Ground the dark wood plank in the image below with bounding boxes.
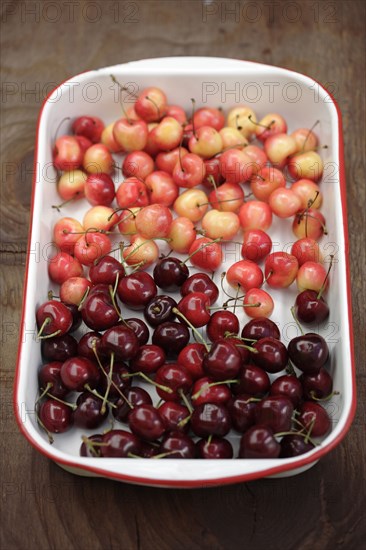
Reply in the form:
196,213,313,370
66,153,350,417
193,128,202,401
1,1,365,549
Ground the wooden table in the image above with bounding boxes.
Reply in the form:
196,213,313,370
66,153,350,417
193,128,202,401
1,1,365,548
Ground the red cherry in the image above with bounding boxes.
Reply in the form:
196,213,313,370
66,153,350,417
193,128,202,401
38,398,73,433
177,292,211,328
60,356,100,391
36,301,73,338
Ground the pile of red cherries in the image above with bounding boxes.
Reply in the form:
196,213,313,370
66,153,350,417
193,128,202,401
35,81,336,459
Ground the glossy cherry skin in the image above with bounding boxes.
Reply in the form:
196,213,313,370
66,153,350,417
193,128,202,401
113,387,153,423
80,434,103,457
77,331,108,361
300,367,333,400
101,325,139,361
144,295,177,327
38,361,69,399
128,404,166,441
38,398,73,433
191,377,232,407
239,425,281,458
224,337,250,364
97,361,131,398
180,273,219,305
255,395,294,433
227,394,257,433
152,322,190,355
177,343,206,380
207,311,240,342
81,292,119,331
60,357,100,391
298,401,331,437
159,432,196,458
36,301,73,337
155,363,193,402
294,290,330,325
89,255,125,286
153,257,189,291
270,375,303,407
252,337,288,374
241,317,281,341
279,434,315,457
158,401,190,433
100,430,142,458
203,340,242,381
196,437,233,459
117,272,157,309
125,318,150,346
191,403,231,437
41,334,78,362
73,392,108,429
64,303,82,333
288,333,329,374
130,344,166,374
177,292,211,328
233,364,270,397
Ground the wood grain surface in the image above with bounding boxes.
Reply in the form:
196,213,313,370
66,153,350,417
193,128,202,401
1,1,365,549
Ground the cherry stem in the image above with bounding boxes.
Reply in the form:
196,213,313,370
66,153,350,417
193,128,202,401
235,343,258,353
36,412,54,444
177,414,192,429
78,286,90,311
290,306,304,335
178,389,193,414
220,272,237,300
101,352,114,414
36,382,53,404
145,95,161,120
123,371,173,395
301,120,319,153
172,308,209,352
235,114,242,131
248,114,275,131
108,207,138,222
110,74,132,123
92,343,133,408
37,328,62,341
274,430,317,447
192,379,238,401
52,194,80,212
37,317,51,338
84,384,117,408
310,390,340,402
151,450,179,460
181,237,222,265
81,436,107,456
224,332,257,343
286,360,296,376
108,284,129,327
53,116,71,144
46,392,76,411
317,254,334,299
213,142,248,157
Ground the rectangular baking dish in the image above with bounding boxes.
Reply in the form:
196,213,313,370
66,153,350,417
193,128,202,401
14,57,356,487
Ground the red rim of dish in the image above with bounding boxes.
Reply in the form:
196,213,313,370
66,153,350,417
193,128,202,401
13,59,356,488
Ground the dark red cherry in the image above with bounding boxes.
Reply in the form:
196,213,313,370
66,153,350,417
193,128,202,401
117,272,157,309
77,331,108,361
80,434,103,457
155,363,193,402
233,364,270,396
89,255,125,286
113,387,152,423
38,398,73,433
180,273,219,305
128,404,166,441
227,394,257,433
196,437,233,459
159,431,196,458
177,343,206,380
255,395,294,433
41,334,78,363
101,325,139,360
288,333,329,374
300,367,333,400
224,336,251,363
298,401,331,437
239,425,280,458
177,292,211,328
144,295,177,327
74,392,108,429
295,289,329,325
140,442,161,458
63,303,82,332
270,375,303,407
36,301,73,337
152,322,190,355
191,377,232,407
130,344,166,374
279,434,315,457
38,361,69,399
153,257,189,291
207,310,240,342
252,337,288,374
100,430,142,457
97,361,131,398
125,318,150,346
81,292,119,331
60,356,100,391
158,401,190,433
241,317,280,341
89,283,111,298
203,340,242,381
191,403,231,437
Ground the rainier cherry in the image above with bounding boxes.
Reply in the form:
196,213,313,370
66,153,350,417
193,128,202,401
226,260,263,291
53,135,82,171
209,182,244,213
188,126,223,158
188,237,223,271
53,217,84,254
59,277,92,306
168,216,196,253
135,86,167,122
291,238,322,265
83,205,118,232
296,261,328,293
219,149,253,184
241,229,272,262
292,209,327,240
74,232,111,266
113,117,148,152
135,204,172,239
269,188,302,218
122,151,154,180
288,151,324,182
291,179,323,209
150,116,183,151
101,122,123,153
116,177,150,209
201,210,240,241
264,133,297,168
264,252,299,288
84,173,115,207
146,171,179,207
83,144,114,174
250,166,286,203
291,127,318,153
122,235,159,269
173,153,205,188
255,113,287,142
57,170,87,201
243,288,274,318
173,188,208,222
155,147,188,174
227,106,257,139
193,107,225,131
48,252,84,285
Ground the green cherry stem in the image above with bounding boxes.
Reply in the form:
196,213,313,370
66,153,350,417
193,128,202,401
172,307,210,352
317,255,334,300
290,306,304,335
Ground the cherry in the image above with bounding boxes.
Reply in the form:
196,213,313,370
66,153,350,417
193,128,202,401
159,432,196,458
187,237,223,272
279,434,315,458
57,169,86,202
60,356,100,391
152,322,190,355
264,252,299,289
97,361,131,398
48,252,84,285
288,151,323,182
89,255,125,286
135,204,173,239
74,392,108,429
113,387,152,423
122,150,154,180
191,377,232,407
64,303,82,332
233,364,270,397
180,273,219,305
291,237,322,266
294,289,329,325
41,334,77,362
116,177,150,209
153,257,189,291
100,430,142,457
36,301,73,338
241,229,272,262
243,288,274,319
207,311,240,342
128,404,166,441
130,344,166,374
146,170,179,207
252,337,288,373
288,333,329,374
239,425,280,458
270,375,303,407
168,216,197,254
77,331,108,361
224,337,250,364
74,232,112,267
196,437,233,459
201,210,240,241
60,277,92,307
173,153,205,188
155,363,193,401
140,442,161,458
177,292,211,328
203,340,242,381
227,394,257,433
117,272,157,309
81,292,120,332
158,401,191,433
84,173,115,206
191,403,231,438
101,325,139,361
177,343,206,380
38,361,69,399
298,401,331,437
53,135,82,171
144,295,177,327
300,367,333,400
193,107,225,131
53,216,84,254
125,318,150,346
72,115,104,143
238,200,272,232
255,395,294,432
113,117,148,152
241,317,280,341
209,182,244,212
80,434,103,457
38,398,74,434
